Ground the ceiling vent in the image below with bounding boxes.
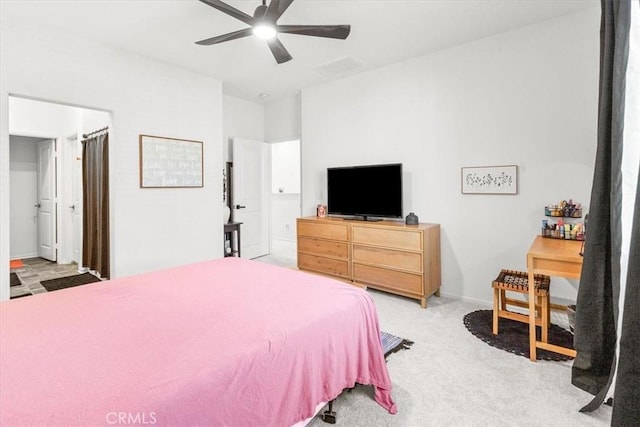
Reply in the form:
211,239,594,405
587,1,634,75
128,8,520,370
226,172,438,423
313,56,366,78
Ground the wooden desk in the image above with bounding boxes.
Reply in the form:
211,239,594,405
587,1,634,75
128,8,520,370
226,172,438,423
224,222,242,257
527,236,583,361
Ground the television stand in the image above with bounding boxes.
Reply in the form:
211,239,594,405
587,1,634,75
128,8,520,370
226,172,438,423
296,217,441,308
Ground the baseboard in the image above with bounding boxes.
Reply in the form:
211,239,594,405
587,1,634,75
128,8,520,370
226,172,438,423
271,237,295,243
10,252,37,260
438,291,493,309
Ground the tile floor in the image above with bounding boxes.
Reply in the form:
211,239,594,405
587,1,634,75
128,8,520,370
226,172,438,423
10,258,80,299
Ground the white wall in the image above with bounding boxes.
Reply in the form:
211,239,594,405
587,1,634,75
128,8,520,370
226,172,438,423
223,95,264,162
0,18,224,300
81,109,110,136
301,9,600,305
271,194,300,242
9,136,39,259
264,94,301,142
8,96,78,137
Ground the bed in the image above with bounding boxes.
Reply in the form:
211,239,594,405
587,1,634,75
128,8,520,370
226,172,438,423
0,257,396,426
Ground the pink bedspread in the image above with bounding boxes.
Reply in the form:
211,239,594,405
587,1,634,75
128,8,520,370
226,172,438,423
0,258,395,426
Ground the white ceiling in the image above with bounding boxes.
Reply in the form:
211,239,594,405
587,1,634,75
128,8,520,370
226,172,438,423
2,0,599,103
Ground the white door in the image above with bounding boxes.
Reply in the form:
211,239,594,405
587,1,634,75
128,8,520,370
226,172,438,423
37,139,56,261
69,135,82,264
232,138,270,259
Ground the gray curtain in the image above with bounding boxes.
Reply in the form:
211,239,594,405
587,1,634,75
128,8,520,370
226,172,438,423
571,0,631,416
82,132,110,279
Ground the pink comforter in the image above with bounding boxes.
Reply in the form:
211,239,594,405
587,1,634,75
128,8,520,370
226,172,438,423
0,258,395,426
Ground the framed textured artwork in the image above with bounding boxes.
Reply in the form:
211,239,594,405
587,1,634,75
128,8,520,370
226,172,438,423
139,135,203,188
461,165,518,195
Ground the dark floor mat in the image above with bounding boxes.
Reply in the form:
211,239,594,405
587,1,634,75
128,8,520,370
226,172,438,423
10,272,21,287
40,273,102,292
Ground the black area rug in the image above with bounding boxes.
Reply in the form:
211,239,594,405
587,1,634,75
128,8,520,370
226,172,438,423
40,273,101,292
381,331,413,359
10,272,21,287
463,309,574,361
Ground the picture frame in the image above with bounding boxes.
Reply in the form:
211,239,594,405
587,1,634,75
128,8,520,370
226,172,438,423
461,165,518,195
139,134,203,188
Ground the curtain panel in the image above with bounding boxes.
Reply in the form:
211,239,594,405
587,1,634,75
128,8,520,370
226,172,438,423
82,132,110,279
571,0,632,419
612,169,640,425
612,1,640,424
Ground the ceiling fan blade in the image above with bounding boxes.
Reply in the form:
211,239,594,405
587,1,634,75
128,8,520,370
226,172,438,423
266,37,293,64
199,0,255,26
264,0,295,23
277,25,351,40
195,28,253,45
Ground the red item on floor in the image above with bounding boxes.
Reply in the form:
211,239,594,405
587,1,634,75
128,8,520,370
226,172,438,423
9,259,24,269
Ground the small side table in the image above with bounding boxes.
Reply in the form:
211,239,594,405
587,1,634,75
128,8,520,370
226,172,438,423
224,222,242,257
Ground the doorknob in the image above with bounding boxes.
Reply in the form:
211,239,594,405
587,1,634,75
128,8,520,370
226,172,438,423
69,204,76,210
34,203,41,208
235,205,246,209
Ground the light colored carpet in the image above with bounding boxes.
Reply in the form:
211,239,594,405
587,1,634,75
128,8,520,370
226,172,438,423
253,244,611,426
306,291,611,427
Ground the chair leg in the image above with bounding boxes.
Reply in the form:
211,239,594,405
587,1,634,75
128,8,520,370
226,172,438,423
500,289,506,311
493,287,499,335
541,295,549,343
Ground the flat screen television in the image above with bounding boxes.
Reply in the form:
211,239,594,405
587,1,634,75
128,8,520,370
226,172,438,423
327,163,403,221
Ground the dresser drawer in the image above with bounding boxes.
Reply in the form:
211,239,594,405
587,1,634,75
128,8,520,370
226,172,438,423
353,264,423,295
298,253,349,278
352,245,422,273
297,220,349,241
352,226,422,251
298,237,348,259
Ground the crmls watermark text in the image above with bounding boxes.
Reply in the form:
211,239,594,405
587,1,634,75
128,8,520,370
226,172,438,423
105,412,157,425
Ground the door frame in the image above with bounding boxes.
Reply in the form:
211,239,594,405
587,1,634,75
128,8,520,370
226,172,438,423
10,133,82,265
267,137,302,249
60,133,82,265
1,94,113,301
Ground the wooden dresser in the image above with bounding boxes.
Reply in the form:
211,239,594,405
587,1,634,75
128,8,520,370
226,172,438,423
297,216,441,308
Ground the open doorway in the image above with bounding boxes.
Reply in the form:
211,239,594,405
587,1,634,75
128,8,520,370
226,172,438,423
8,96,110,297
266,139,300,268
9,136,52,261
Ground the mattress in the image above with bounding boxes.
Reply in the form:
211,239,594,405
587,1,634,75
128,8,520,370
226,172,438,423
0,257,396,426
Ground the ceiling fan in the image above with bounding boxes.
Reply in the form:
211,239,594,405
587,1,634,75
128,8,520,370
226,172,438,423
196,0,351,64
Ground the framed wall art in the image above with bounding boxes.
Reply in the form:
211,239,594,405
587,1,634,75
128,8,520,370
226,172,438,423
139,134,203,188
461,165,518,195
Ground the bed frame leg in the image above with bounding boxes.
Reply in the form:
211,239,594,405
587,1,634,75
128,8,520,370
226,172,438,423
321,400,336,424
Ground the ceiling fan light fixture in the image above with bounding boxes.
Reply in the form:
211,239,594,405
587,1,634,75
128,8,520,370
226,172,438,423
196,0,351,64
253,24,276,40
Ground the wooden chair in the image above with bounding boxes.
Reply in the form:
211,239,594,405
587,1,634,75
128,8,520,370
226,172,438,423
492,269,551,343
